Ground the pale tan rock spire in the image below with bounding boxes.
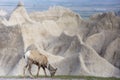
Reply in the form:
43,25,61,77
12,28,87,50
17,0,24,6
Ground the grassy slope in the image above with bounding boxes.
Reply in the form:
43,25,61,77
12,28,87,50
54,75,120,80
0,75,120,80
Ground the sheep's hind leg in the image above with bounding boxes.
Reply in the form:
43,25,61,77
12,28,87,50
36,66,40,77
28,64,34,78
23,64,28,77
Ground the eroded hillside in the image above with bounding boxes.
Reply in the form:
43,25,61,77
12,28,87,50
0,2,120,77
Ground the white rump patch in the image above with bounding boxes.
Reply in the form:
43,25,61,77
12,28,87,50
24,50,31,62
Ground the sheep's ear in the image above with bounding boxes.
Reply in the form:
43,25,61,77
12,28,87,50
23,55,25,58
48,64,50,67
48,64,50,70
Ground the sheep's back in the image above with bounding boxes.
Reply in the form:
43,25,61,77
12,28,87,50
29,50,48,65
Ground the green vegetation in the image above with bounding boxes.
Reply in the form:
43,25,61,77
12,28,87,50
53,75,120,80
0,75,119,80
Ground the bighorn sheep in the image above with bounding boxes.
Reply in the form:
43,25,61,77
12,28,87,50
23,49,57,78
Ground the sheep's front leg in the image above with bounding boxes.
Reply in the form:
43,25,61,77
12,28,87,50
42,67,47,77
36,66,40,77
23,64,28,77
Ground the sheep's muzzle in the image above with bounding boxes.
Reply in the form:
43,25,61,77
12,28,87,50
48,64,57,77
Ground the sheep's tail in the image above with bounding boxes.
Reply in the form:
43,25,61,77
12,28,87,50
23,50,27,59
23,49,31,60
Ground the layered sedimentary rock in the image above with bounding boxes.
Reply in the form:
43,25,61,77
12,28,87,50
104,37,120,69
0,25,24,75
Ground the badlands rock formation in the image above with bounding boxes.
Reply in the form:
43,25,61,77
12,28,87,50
0,2,120,77
0,25,24,75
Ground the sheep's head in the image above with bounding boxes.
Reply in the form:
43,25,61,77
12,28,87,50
48,64,57,77
50,68,57,77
